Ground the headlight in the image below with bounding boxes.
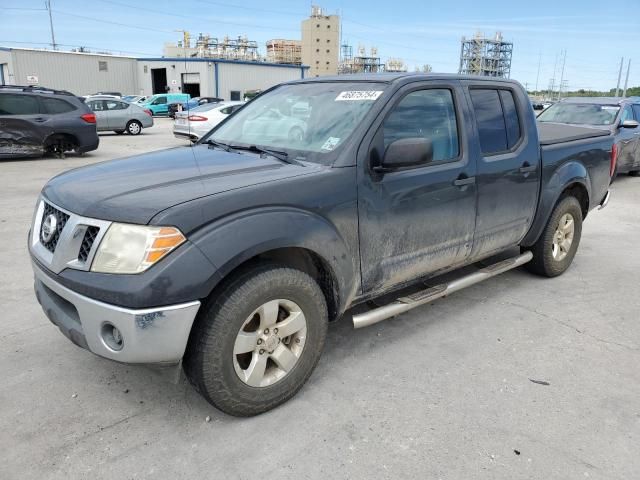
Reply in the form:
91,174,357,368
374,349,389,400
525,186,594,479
91,223,186,274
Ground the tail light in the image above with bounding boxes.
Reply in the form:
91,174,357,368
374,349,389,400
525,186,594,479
610,143,618,177
144,109,152,116
80,113,96,124
187,115,208,121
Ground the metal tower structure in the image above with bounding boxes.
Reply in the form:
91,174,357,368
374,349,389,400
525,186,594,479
458,32,513,78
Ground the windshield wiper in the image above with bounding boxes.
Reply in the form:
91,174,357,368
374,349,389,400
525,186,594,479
230,145,302,166
203,139,235,152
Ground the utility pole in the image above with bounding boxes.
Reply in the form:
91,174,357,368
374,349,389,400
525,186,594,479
622,59,631,98
557,49,567,101
535,51,541,92
615,57,624,97
45,0,57,50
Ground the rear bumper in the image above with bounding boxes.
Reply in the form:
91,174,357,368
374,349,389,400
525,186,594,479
32,261,201,364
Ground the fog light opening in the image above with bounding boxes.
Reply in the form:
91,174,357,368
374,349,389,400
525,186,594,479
101,323,124,351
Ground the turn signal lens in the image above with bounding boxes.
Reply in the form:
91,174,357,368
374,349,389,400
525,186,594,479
91,224,186,274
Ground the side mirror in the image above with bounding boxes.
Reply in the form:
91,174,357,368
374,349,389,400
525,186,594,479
377,138,433,172
620,119,639,129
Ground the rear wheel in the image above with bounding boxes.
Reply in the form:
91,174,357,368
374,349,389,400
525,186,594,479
525,196,583,277
126,120,142,135
184,264,328,416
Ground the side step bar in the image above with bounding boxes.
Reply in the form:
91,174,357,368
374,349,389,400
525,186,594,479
352,251,533,329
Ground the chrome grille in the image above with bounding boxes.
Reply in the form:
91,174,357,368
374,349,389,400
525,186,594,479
40,202,70,253
78,226,100,263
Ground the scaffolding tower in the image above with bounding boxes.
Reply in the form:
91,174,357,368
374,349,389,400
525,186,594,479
458,32,513,78
171,33,262,61
339,45,382,74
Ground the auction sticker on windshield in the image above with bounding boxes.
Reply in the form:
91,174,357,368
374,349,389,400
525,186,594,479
335,91,383,101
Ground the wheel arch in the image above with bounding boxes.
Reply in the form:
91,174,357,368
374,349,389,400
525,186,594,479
189,207,360,322
521,161,591,247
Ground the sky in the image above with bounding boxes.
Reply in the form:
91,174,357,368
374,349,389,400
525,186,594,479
2,0,639,92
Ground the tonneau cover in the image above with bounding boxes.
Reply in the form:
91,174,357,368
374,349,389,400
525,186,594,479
537,122,610,146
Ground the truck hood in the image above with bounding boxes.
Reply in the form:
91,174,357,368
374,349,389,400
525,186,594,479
43,144,319,224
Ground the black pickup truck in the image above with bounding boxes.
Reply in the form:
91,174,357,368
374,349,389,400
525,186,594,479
29,74,613,416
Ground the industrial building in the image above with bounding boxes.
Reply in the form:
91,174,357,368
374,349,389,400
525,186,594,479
163,33,262,62
266,39,302,65
0,47,308,100
0,47,137,94
458,32,513,78
301,5,340,77
339,44,383,74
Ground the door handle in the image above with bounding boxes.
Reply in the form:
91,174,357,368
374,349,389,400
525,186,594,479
453,176,475,187
519,163,537,173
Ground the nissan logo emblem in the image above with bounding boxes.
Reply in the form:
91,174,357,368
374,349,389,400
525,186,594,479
41,214,58,243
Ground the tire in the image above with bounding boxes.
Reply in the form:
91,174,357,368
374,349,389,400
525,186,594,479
525,196,583,277
126,120,142,135
184,264,328,416
114,130,125,135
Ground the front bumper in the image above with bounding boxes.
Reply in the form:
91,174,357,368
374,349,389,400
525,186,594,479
32,260,201,364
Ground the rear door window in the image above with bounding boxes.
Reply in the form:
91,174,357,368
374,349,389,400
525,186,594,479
106,101,128,110
87,100,106,111
40,96,76,114
499,90,521,148
632,105,640,121
470,89,507,154
0,94,40,115
620,106,634,124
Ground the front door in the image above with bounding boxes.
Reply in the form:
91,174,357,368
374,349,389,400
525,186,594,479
465,85,540,257
358,83,477,294
617,105,640,172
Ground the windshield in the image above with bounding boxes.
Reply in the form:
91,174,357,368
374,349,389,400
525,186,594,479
202,82,387,163
537,103,620,125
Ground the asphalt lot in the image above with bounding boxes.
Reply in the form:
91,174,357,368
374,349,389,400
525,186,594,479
1,118,639,479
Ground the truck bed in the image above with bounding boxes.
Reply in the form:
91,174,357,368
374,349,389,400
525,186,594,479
537,122,609,146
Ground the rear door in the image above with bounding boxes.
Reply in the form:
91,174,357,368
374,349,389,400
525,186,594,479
465,84,540,258
632,105,640,169
0,93,47,156
105,100,130,130
358,81,477,293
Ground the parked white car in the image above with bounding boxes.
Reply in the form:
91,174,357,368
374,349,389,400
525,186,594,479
173,101,244,140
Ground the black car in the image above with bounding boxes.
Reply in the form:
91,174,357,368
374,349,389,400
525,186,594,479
167,97,223,118
538,96,640,175
0,85,99,159
30,74,613,416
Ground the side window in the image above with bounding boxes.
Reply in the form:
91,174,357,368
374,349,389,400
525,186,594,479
499,90,521,148
41,97,76,114
220,106,233,115
0,94,40,115
619,106,634,124
153,97,167,105
633,105,640,122
106,101,128,110
383,89,459,162
88,100,105,111
470,89,507,154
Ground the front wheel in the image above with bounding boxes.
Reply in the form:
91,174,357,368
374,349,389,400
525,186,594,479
126,120,142,135
184,265,328,416
524,196,583,277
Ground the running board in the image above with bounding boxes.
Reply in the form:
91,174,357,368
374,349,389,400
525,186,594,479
352,251,533,329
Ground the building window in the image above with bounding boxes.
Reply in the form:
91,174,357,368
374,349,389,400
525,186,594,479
327,25,331,29
316,48,319,53
326,61,330,65
230,90,241,101
316,38,320,43
316,24,320,28
326,49,330,53
326,39,330,43
98,61,108,72
143,65,148,73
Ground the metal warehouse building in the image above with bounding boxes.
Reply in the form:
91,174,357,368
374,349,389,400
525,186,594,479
0,47,309,100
